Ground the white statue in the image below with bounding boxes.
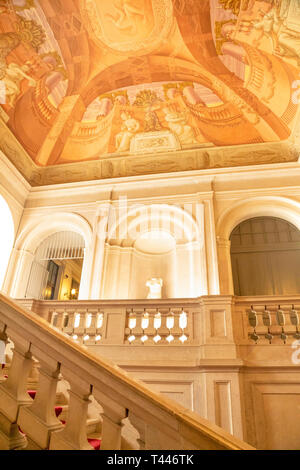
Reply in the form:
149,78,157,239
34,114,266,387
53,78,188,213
115,111,140,152
146,278,163,299
163,107,198,145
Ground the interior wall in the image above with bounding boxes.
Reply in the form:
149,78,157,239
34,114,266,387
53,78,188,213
230,217,300,296
102,243,202,300
0,195,15,291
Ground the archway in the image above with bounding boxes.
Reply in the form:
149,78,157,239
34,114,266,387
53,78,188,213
230,217,300,295
102,204,205,299
25,231,85,300
0,194,15,291
10,213,92,300
216,196,300,295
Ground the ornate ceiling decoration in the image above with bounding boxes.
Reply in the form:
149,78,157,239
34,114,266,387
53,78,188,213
0,0,299,185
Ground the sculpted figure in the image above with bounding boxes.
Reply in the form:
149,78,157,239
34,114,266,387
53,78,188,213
146,278,163,299
115,111,140,152
163,107,198,145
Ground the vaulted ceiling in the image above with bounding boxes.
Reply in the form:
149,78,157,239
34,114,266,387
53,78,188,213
0,0,299,183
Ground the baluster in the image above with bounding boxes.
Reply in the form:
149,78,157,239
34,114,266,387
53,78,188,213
166,310,175,344
276,305,287,344
172,311,181,343
0,335,33,449
141,310,150,344
179,309,188,344
126,311,137,344
128,412,146,450
135,311,144,342
153,311,162,344
248,306,259,343
262,306,272,344
49,368,93,450
0,326,8,382
290,305,300,339
160,311,169,343
55,311,65,330
18,351,63,450
93,390,127,450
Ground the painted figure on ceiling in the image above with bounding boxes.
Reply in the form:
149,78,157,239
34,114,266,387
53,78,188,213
107,0,149,35
163,107,198,145
115,111,140,152
0,61,36,107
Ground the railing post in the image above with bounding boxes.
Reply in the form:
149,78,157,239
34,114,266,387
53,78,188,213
49,368,93,450
128,412,146,450
94,390,127,450
0,335,33,449
18,349,63,449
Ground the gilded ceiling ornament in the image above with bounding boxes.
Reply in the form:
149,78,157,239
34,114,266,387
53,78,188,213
15,15,46,51
218,0,250,16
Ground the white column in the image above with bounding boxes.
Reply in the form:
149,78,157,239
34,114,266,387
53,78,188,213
203,199,220,295
8,249,35,299
216,237,234,295
89,204,110,300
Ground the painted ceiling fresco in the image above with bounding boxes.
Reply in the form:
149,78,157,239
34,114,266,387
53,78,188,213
0,0,300,167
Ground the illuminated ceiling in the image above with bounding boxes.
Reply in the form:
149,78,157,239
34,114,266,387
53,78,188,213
0,0,300,184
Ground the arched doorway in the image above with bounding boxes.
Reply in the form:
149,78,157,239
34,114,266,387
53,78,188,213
230,217,300,295
0,195,14,291
25,231,85,300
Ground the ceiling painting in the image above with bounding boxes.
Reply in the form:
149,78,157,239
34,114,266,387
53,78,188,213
0,0,299,180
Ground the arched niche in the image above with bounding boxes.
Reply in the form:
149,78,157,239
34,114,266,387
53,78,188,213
230,217,300,296
102,204,206,299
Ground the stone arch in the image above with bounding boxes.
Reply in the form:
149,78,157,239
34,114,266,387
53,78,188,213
10,213,92,300
216,196,300,294
103,203,206,299
107,203,200,247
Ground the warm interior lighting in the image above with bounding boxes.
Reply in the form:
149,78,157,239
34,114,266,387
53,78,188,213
95,335,101,342
154,312,162,330
166,334,174,343
74,313,81,328
179,334,187,343
141,313,149,330
97,313,103,329
153,335,161,343
166,314,175,330
71,288,76,296
128,335,135,343
141,335,148,343
128,316,136,330
86,313,92,328
179,311,188,329
83,335,89,341
72,335,78,340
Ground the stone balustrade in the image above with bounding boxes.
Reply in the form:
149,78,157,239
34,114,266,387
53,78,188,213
17,299,198,348
235,295,300,345
0,293,254,451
